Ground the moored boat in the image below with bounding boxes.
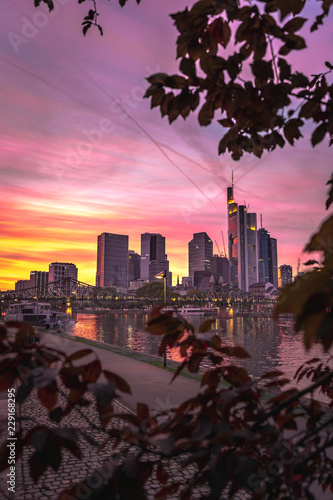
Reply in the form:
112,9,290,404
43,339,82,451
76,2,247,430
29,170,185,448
4,302,72,331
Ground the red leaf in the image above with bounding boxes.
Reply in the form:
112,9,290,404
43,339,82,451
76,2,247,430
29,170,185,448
67,349,93,362
261,370,285,379
37,382,58,410
220,346,251,358
156,464,169,485
155,483,182,499
82,359,101,383
103,370,131,394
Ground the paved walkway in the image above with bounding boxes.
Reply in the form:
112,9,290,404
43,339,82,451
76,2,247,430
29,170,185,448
0,330,331,499
38,330,202,413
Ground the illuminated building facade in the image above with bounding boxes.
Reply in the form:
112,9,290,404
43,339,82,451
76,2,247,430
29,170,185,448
30,271,49,297
96,233,128,289
49,262,78,282
227,179,258,292
278,264,293,288
211,255,229,284
188,232,213,279
140,233,171,286
128,250,141,283
258,228,278,288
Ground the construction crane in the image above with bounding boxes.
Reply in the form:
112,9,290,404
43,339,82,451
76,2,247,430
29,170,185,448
221,231,227,257
215,240,222,257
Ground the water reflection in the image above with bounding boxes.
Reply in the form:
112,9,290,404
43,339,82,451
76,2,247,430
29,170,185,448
71,312,332,392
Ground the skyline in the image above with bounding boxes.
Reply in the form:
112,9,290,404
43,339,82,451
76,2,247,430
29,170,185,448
1,0,332,290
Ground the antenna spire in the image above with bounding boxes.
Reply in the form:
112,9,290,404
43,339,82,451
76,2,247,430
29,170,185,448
232,170,234,187
260,214,262,229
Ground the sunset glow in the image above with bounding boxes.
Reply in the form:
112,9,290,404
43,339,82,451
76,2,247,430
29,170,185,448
1,0,332,290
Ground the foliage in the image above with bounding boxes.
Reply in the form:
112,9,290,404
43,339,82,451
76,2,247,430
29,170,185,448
135,282,173,299
0,184,332,499
35,0,333,160
34,0,140,36
17,2,333,498
143,0,333,159
275,173,333,351
1,302,333,498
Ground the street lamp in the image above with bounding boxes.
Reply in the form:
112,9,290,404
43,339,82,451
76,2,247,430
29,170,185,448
155,271,167,368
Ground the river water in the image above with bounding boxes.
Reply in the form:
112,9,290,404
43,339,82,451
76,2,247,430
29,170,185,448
70,310,332,396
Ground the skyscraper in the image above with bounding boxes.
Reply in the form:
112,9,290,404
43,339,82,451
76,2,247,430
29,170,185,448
278,264,293,288
188,232,213,279
49,263,78,282
258,224,278,288
269,238,278,288
227,178,258,291
30,271,49,297
96,233,128,290
211,255,229,284
128,250,141,283
140,233,171,286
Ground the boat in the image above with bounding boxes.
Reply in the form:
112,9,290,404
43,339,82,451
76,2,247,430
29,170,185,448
4,302,72,331
179,307,205,316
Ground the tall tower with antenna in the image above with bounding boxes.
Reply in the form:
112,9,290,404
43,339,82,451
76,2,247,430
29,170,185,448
227,173,259,291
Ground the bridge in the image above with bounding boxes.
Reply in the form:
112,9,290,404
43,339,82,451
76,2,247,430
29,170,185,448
1,278,98,301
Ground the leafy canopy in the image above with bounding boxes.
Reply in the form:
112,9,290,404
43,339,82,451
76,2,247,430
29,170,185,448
143,0,333,159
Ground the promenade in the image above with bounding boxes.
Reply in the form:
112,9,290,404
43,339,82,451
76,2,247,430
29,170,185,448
1,330,206,500
0,329,331,499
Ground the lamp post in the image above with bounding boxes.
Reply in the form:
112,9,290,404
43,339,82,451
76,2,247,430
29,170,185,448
34,296,39,324
155,271,167,368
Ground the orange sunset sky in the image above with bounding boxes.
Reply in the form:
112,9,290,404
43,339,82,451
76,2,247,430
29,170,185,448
1,0,332,290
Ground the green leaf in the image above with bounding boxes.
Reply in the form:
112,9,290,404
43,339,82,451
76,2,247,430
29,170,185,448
311,122,327,146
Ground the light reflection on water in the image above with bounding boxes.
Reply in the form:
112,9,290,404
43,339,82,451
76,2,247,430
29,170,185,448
72,312,332,392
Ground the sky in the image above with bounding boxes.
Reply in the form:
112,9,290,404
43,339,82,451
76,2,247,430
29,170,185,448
0,0,332,290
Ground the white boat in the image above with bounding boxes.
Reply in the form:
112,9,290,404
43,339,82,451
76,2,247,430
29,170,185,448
4,302,72,331
179,307,205,316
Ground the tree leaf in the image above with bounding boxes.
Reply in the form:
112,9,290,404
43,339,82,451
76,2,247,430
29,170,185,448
103,370,131,394
180,58,196,78
198,319,216,333
261,370,285,379
220,346,251,358
67,349,93,362
304,215,333,255
326,175,333,209
311,122,327,146
38,382,58,411
283,17,307,33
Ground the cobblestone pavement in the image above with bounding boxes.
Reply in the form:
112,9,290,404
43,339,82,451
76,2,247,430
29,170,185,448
7,383,248,500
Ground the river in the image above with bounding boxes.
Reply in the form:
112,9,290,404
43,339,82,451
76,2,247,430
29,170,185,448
70,310,332,396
